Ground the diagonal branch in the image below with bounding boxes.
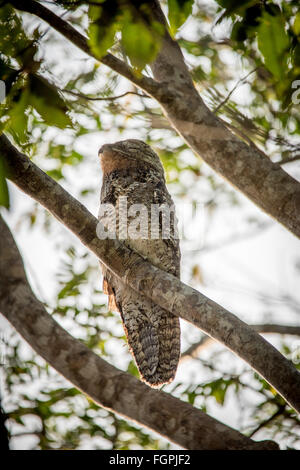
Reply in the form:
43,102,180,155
9,0,160,98
61,89,150,101
248,405,286,439
181,324,300,361
0,215,278,450
1,133,300,414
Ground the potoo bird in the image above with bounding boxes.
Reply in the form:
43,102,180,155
98,139,181,387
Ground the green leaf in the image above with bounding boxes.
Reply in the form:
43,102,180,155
0,157,9,209
215,0,244,8
257,12,289,79
293,12,300,36
89,21,118,60
127,360,139,378
214,0,254,18
122,20,162,72
212,387,226,405
204,378,233,406
0,5,27,60
66,66,99,90
231,22,248,42
187,391,197,405
0,59,21,95
88,1,120,59
167,0,194,36
6,89,30,144
28,75,72,129
46,168,63,181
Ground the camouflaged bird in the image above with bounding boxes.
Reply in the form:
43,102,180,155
98,139,180,387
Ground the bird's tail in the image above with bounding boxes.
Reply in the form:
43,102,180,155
121,302,181,387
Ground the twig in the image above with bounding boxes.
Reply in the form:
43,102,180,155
213,68,258,114
223,121,269,159
181,324,300,361
61,89,150,101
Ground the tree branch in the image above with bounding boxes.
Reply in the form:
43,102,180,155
0,215,278,450
9,0,160,98
181,324,300,361
11,0,300,238
213,68,258,114
187,221,272,254
1,133,300,414
0,399,9,451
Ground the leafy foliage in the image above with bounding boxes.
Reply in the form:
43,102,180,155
167,0,194,36
0,157,9,209
0,0,300,450
215,0,300,107
0,4,72,147
121,14,163,71
88,0,122,60
256,11,289,81
87,0,165,71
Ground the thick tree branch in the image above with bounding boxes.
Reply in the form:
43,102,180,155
149,1,300,238
0,399,9,451
0,215,278,450
1,134,300,414
181,324,300,361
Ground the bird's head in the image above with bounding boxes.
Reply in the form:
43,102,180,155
98,139,165,176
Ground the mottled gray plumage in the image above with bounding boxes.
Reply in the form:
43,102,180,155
98,139,181,386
